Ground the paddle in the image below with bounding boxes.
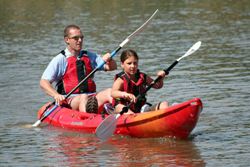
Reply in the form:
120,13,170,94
32,9,159,127
95,41,202,141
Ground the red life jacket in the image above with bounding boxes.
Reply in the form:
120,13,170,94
57,50,96,94
113,70,147,112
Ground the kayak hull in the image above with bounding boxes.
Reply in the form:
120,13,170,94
37,98,202,139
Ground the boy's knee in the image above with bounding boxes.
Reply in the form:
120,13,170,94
159,101,168,109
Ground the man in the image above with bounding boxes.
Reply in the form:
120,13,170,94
40,24,117,113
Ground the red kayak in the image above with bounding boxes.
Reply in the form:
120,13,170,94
37,98,202,139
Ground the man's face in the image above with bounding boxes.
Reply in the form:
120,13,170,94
65,28,84,52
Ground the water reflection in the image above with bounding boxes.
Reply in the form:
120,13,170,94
47,129,205,166
1,0,250,166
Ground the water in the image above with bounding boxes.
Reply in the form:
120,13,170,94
0,0,250,166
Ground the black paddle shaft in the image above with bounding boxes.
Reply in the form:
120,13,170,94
120,60,179,115
66,46,122,99
44,47,122,109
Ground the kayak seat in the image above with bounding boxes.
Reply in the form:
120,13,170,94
79,114,90,120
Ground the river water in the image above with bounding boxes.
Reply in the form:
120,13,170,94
0,0,249,166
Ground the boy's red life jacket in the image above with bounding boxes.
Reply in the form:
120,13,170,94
57,50,96,94
113,70,147,113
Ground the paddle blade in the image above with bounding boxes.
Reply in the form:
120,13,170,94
126,9,158,42
95,114,120,141
32,120,41,127
177,41,202,61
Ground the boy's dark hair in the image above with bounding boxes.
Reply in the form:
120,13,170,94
120,49,139,63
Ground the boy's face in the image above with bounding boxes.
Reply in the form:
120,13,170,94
121,56,138,75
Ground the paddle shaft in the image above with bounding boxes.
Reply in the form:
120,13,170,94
120,41,203,114
33,10,159,127
95,41,202,140
53,9,158,101
36,47,122,124
120,60,179,114
66,47,122,99
96,59,182,139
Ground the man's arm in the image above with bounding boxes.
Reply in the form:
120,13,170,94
40,79,65,104
102,53,117,71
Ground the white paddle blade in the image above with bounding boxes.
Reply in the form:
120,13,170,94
120,9,159,47
32,120,41,127
95,114,120,141
177,41,202,61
